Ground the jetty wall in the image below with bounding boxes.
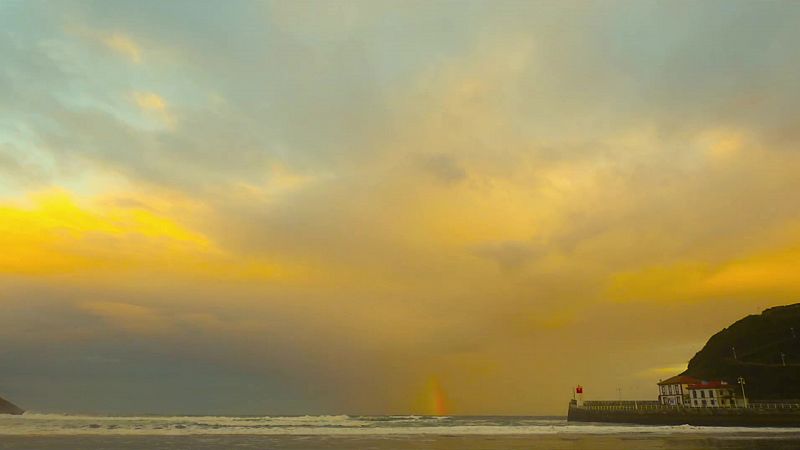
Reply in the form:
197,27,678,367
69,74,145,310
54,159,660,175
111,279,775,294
567,400,800,427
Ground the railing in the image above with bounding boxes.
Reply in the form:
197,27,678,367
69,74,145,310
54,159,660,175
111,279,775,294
579,401,678,411
584,401,661,406
574,400,800,411
749,403,800,410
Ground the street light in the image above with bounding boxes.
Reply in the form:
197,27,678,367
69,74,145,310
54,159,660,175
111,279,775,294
737,377,748,408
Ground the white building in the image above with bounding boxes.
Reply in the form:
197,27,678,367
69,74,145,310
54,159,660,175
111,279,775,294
657,375,701,406
687,380,738,408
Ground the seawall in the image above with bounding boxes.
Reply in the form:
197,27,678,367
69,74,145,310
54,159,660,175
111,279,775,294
567,400,800,427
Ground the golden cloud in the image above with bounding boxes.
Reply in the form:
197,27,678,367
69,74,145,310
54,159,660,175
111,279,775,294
102,32,143,63
132,91,175,128
0,189,300,283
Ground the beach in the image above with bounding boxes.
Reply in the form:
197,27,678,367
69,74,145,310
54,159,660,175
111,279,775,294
2,415,800,449
3,433,800,450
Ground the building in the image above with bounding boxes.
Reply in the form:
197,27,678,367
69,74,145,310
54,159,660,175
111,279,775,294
688,380,738,408
657,375,701,406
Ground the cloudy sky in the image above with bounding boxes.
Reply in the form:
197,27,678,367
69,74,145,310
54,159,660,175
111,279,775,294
1,0,800,415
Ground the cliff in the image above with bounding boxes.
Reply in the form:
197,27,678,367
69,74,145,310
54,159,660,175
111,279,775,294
0,395,24,415
682,303,800,400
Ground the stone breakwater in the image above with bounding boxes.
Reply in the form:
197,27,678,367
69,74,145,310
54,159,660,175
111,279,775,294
0,396,24,415
567,400,800,427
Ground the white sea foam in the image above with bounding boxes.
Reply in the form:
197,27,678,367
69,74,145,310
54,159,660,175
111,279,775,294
1,414,799,436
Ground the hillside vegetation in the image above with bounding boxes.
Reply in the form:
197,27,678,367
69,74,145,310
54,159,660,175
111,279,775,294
682,303,800,400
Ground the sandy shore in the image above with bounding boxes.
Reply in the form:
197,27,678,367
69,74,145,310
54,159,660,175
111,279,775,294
2,434,800,450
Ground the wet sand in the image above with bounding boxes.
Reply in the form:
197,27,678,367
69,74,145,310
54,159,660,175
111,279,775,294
2,434,800,450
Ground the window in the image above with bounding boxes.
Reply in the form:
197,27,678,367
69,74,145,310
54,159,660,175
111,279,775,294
692,391,697,398
709,390,714,398
700,391,705,398
702,400,707,407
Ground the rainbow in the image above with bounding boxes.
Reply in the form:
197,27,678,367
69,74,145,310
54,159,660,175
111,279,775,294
428,377,449,416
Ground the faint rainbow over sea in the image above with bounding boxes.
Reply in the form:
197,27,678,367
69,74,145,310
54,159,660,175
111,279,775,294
428,377,449,416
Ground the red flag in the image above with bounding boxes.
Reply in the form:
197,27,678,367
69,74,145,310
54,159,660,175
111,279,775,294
576,385,583,394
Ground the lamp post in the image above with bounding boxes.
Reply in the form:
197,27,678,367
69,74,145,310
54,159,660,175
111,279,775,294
737,377,748,408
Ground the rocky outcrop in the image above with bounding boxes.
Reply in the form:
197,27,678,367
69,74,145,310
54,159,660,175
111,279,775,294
0,396,24,415
682,303,800,400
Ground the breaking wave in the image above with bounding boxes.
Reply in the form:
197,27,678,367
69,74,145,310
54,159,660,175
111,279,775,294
1,414,800,436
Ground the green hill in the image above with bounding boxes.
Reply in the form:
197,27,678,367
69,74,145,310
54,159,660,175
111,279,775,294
682,303,800,400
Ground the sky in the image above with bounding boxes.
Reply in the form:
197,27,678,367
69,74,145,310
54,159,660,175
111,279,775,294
1,0,800,416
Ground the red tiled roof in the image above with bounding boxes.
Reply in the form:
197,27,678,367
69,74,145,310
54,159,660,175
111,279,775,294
688,380,733,389
657,375,701,385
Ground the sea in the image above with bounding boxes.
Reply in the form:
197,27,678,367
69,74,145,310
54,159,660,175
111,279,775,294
1,414,800,450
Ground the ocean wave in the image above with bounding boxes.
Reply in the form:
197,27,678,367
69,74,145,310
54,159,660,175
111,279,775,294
2,414,800,436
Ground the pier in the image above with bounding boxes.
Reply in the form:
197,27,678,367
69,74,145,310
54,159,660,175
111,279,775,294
568,400,800,426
